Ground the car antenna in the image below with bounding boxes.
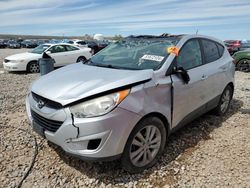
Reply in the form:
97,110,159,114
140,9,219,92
196,29,199,35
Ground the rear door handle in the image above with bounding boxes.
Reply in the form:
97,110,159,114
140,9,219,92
201,75,208,80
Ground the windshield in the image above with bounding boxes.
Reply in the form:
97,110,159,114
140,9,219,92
31,44,51,54
89,38,177,70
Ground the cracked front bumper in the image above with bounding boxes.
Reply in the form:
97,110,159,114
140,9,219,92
26,93,141,160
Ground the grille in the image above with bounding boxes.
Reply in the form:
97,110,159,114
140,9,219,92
31,110,63,132
32,92,62,109
4,59,10,63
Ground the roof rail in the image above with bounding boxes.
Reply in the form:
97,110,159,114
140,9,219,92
126,34,185,39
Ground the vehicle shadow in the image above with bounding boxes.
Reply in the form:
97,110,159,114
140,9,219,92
49,98,243,185
7,70,28,75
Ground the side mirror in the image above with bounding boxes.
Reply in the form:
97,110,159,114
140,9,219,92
46,50,51,54
173,66,190,84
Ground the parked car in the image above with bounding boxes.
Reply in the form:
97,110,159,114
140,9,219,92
0,40,7,48
239,41,250,51
233,49,250,72
67,39,85,46
3,43,92,73
224,40,241,55
26,34,235,173
49,39,62,44
67,40,109,54
83,41,99,54
21,40,38,48
7,40,21,48
96,40,110,53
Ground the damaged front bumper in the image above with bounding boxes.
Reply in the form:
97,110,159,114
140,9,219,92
26,93,141,160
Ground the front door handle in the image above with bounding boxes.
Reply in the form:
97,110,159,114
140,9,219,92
201,75,208,80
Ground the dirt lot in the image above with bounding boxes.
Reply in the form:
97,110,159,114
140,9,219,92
0,49,249,187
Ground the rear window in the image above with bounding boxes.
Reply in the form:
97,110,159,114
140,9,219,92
201,39,220,63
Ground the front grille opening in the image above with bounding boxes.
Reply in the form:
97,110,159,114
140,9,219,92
87,139,101,150
31,110,63,132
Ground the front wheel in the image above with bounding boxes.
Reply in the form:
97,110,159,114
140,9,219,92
121,117,167,173
76,56,86,63
27,61,39,73
214,85,233,116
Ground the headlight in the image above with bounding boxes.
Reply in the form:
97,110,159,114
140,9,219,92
9,60,24,63
69,89,130,118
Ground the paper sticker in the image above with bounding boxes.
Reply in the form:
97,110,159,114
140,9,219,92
167,46,179,56
141,55,165,62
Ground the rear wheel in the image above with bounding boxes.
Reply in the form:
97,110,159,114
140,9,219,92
121,117,166,173
236,59,250,72
214,85,233,116
27,61,39,73
77,56,86,63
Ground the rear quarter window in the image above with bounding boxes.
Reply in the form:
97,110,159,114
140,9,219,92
201,39,221,63
217,43,224,57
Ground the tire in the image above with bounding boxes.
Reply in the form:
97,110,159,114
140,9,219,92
76,56,86,63
214,85,233,116
236,59,250,72
27,61,39,73
121,117,167,173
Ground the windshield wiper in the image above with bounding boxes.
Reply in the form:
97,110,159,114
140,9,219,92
84,59,141,70
83,59,120,69
92,63,121,69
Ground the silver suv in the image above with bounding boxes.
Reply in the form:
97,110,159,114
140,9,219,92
26,34,235,173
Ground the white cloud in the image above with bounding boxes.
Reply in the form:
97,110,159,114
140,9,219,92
0,0,249,35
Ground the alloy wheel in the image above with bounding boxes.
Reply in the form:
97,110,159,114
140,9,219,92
129,125,161,167
220,89,231,113
29,63,39,73
77,57,86,63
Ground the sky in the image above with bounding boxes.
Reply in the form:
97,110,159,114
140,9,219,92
0,0,250,40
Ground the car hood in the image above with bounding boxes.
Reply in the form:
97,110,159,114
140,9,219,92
31,63,154,106
6,52,41,60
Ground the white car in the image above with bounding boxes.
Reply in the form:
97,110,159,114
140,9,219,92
3,43,92,73
68,40,87,47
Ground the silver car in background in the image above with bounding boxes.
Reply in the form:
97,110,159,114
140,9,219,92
26,34,235,173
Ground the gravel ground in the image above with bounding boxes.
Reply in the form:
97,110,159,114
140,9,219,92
0,54,249,187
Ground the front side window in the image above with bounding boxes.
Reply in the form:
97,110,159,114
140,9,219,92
176,39,202,70
202,39,220,63
89,38,178,70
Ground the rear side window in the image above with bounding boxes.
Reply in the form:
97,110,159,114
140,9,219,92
201,39,220,63
65,45,79,51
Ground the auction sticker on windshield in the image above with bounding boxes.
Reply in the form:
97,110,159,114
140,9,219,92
141,55,165,62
